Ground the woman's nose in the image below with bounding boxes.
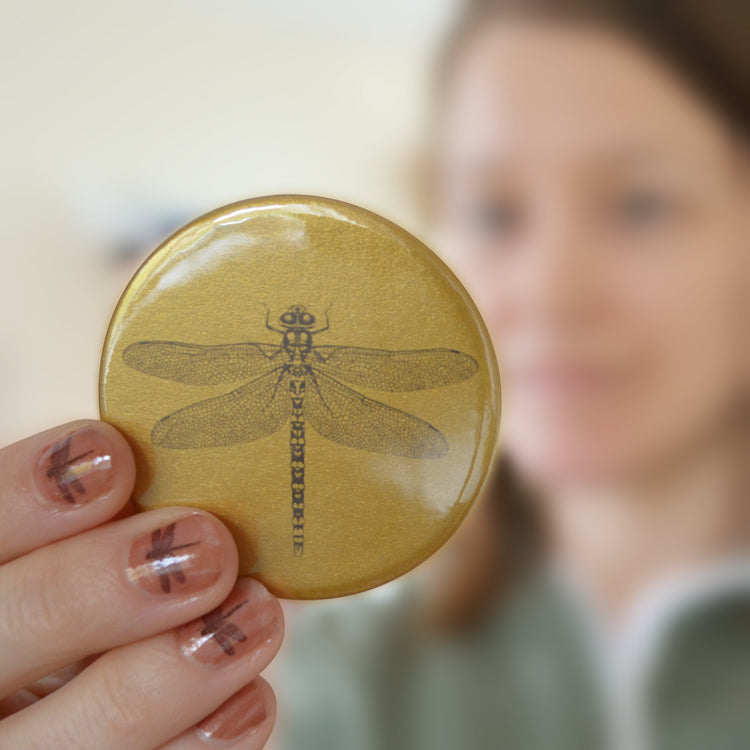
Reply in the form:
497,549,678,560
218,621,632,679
512,214,611,331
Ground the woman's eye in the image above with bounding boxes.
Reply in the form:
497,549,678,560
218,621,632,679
616,190,674,228
467,201,521,238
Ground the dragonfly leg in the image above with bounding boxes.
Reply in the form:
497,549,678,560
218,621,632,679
262,303,286,335
310,308,329,335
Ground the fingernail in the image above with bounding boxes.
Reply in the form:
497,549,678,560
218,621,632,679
35,428,114,507
196,682,267,741
127,514,225,596
179,581,279,666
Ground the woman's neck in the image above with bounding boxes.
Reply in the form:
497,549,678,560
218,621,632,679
542,429,746,622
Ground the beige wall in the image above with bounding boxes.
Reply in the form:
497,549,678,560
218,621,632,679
0,0,456,444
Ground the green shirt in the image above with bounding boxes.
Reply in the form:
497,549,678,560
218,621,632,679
278,563,750,750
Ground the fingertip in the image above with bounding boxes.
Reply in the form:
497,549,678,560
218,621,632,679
256,676,277,728
34,419,137,514
86,420,137,510
241,576,286,634
239,576,287,656
184,508,242,583
0,420,140,562
194,678,277,747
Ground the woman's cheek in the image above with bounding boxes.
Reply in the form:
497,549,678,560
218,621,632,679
636,235,744,460
438,238,503,330
441,226,739,485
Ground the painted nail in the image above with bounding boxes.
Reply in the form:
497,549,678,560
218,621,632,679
196,682,268,741
127,514,225,596
179,581,279,666
35,428,114,506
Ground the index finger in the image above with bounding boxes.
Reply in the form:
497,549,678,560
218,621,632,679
0,420,136,564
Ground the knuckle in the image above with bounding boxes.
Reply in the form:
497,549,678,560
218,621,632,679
10,556,69,641
89,660,146,734
7,545,116,649
88,643,175,736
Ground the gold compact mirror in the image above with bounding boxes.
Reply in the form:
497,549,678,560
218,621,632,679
100,195,500,599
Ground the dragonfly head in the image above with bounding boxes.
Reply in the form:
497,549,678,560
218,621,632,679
280,305,316,328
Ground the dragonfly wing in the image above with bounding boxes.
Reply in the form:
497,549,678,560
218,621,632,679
221,623,247,642
305,369,448,459
160,523,176,548
151,528,162,549
123,341,283,385
50,439,71,466
152,368,290,449
311,346,478,391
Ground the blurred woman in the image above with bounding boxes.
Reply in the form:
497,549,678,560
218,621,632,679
279,2,748,749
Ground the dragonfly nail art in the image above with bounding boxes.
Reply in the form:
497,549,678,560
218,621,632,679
145,522,201,593
200,600,250,656
46,435,95,503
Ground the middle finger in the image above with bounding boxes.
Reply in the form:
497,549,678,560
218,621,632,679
0,507,238,698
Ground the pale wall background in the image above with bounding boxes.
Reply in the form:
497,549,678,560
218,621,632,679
0,0,458,445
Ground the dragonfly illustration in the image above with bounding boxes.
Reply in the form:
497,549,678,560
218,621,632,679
145,522,201,593
200,600,249,656
46,436,94,503
123,305,479,556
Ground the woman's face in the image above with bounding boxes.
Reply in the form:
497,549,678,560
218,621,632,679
435,20,747,487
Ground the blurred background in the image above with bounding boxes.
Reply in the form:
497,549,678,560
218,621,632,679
0,0,459,445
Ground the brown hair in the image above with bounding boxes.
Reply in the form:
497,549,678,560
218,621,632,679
424,0,749,632
440,0,749,136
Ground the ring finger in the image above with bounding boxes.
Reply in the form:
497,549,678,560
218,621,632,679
0,507,238,698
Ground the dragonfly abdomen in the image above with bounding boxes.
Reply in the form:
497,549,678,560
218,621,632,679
289,368,306,556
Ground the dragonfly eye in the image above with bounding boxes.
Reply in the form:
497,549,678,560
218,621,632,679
300,312,315,326
280,312,296,325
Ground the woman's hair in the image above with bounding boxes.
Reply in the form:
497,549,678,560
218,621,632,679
426,0,749,632
440,0,748,135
